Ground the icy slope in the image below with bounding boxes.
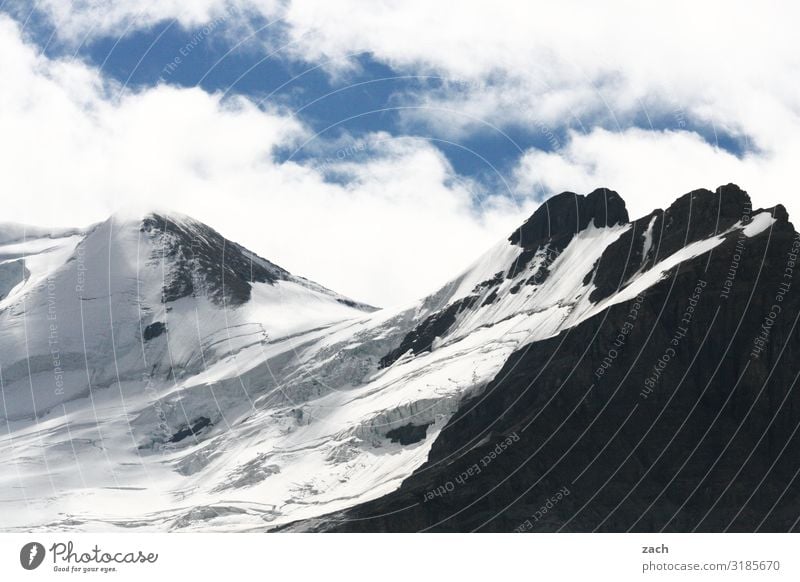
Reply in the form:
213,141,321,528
0,212,371,420
0,185,778,532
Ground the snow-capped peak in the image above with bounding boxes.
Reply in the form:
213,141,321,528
0,210,372,421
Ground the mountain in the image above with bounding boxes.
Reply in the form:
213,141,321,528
286,184,800,532
1,184,798,533
0,212,373,420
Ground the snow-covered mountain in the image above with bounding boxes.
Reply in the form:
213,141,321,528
1,184,796,532
291,185,800,533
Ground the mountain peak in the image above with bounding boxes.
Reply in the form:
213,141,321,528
662,183,753,239
137,211,289,305
509,187,628,251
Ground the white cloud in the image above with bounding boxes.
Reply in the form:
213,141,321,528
272,2,799,123
4,2,799,301
0,15,530,307
21,1,800,135
23,1,798,205
514,128,800,221
271,1,800,221
19,0,280,40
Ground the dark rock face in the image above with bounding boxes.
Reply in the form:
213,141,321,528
169,417,212,443
655,184,753,259
510,188,629,251
589,184,754,302
141,214,290,306
379,295,479,368
143,321,166,340
386,423,431,445
380,189,628,369
296,187,800,532
507,188,627,279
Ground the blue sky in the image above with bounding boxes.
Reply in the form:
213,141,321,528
13,2,746,189
72,21,562,185
0,1,797,305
